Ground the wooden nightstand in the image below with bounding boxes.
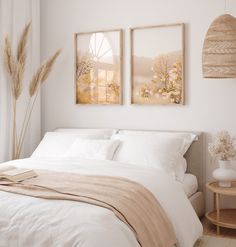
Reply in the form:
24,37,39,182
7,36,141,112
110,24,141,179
205,181,236,235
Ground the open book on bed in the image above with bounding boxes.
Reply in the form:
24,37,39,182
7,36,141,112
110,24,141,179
0,165,37,182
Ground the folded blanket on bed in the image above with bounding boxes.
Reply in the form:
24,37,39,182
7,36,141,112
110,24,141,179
0,170,176,247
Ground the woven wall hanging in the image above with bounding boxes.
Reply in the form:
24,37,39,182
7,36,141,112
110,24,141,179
202,14,236,78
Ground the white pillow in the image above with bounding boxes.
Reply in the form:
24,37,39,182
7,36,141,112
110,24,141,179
64,139,120,160
31,132,108,158
55,128,117,139
147,153,186,180
117,130,197,153
112,134,189,181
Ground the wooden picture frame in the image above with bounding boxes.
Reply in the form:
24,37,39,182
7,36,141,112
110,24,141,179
75,29,123,105
130,23,185,105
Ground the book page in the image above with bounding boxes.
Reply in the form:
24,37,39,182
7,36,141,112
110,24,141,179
0,165,15,174
3,168,32,176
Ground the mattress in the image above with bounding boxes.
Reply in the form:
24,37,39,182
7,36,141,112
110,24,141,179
178,174,205,218
179,173,198,198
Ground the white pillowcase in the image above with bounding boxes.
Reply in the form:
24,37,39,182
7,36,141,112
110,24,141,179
117,130,197,154
31,132,109,158
64,139,121,160
112,134,190,181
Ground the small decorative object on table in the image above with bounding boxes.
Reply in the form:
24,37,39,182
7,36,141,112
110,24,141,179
208,131,236,188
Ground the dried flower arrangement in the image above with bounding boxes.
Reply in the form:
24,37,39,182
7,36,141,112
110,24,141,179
208,131,236,161
3,22,61,159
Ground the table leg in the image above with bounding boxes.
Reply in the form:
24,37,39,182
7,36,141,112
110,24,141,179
216,193,220,235
213,192,216,210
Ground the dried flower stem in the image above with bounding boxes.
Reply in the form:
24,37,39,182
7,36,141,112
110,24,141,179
12,98,17,159
16,89,40,158
16,49,61,158
15,98,31,157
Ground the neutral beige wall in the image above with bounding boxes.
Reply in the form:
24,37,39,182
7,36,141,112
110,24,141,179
40,0,236,210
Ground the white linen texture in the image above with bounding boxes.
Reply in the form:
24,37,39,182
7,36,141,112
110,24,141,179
0,157,202,247
112,134,190,181
178,173,199,198
117,130,197,154
64,139,120,160
31,132,109,158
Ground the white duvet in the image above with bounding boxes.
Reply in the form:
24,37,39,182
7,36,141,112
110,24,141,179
0,158,202,247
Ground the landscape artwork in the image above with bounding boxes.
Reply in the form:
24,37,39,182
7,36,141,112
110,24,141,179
75,29,122,104
131,24,184,105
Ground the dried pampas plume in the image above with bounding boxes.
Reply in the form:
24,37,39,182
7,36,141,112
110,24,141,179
13,62,24,100
17,22,31,63
29,49,61,97
4,37,15,76
41,49,61,83
3,21,61,159
4,23,30,101
29,64,45,97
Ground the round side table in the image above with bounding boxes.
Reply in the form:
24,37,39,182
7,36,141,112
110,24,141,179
205,181,236,235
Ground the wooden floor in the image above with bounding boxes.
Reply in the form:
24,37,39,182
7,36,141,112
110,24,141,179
202,217,236,239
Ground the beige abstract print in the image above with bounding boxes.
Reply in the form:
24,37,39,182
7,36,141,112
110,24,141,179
75,30,122,105
131,24,184,105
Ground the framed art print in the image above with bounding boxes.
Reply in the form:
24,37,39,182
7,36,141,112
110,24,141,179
131,23,184,105
75,29,123,104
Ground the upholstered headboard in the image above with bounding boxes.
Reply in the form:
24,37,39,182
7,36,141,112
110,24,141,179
184,132,205,192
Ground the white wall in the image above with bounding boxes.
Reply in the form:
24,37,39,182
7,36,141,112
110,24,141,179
40,0,236,210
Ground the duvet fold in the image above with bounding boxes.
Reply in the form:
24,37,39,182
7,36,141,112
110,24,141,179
0,169,176,247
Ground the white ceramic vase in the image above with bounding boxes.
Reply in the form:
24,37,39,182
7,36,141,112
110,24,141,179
212,160,236,187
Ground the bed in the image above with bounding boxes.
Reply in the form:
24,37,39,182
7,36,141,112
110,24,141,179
0,128,204,247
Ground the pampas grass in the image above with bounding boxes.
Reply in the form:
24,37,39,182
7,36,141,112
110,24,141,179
4,37,15,76
41,49,61,83
16,49,61,158
3,21,61,159
17,22,31,64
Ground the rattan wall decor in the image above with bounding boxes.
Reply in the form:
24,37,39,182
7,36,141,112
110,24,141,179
202,14,236,78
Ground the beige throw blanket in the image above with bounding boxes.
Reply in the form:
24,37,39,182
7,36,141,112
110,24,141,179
0,170,176,247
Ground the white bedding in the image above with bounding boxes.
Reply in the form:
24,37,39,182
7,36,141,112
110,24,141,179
179,173,198,198
0,157,202,247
